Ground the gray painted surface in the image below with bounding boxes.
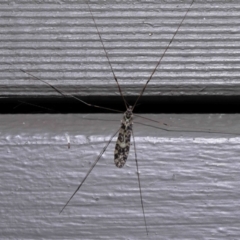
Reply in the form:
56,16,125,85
1,1,240,239
0,0,240,98
1,114,240,239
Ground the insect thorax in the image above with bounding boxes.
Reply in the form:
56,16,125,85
114,107,133,168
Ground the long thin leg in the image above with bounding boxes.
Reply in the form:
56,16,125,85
8,1,130,113
132,0,195,110
15,100,55,112
132,127,148,235
8,63,123,114
86,0,128,109
59,128,120,214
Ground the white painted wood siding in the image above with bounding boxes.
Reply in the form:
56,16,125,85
1,114,240,239
0,0,239,98
1,1,240,239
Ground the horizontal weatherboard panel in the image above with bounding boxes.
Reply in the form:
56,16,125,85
0,0,239,100
1,113,240,239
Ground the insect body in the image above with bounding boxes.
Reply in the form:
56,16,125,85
114,106,133,168
57,0,194,231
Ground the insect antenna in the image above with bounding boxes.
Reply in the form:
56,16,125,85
60,128,120,214
132,0,195,111
132,129,149,235
86,0,128,110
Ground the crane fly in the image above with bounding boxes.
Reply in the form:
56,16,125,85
6,0,211,235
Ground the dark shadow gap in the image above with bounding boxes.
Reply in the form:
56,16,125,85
1,95,240,114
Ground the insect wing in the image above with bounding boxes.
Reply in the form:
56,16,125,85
114,109,133,168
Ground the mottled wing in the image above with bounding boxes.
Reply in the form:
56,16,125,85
114,122,132,168
114,108,133,168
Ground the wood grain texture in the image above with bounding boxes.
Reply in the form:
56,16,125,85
0,0,240,98
1,114,240,239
